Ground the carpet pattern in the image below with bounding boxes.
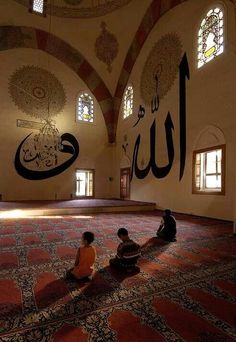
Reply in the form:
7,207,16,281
0,211,235,341
0,199,155,210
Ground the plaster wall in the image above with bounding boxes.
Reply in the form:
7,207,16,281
114,0,236,220
0,49,112,200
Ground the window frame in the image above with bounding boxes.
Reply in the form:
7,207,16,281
29,0,47,17
75,169,95,198
123,84,134,120
197,5,225,69
76,92,95,125
192,144,225,195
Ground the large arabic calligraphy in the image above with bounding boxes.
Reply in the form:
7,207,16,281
15,132,79,180
131,53,190,181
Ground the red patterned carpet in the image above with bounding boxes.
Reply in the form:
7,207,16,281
0,211,235,341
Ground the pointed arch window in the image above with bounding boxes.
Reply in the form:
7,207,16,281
198,7,224,68
77,93,94,123
123,85,134,119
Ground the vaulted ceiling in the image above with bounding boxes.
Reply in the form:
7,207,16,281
13,0,134,18
1,0,189,141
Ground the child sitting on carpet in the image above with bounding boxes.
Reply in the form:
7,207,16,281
110,228,141,272
66,231,96,281
157,209,177,242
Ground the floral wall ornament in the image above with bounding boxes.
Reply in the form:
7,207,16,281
9,66,66,120
95,21,119,72
140,33,182,105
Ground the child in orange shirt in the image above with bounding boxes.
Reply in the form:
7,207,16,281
66,231,96,280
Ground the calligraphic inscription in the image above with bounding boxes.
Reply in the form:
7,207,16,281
131,53,190,182
140,33,182,105
9,66,66,120
17,119,44,130
133,105,145,127
15,133,79,180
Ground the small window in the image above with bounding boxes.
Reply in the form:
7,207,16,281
193,145,225,195
77,93,94,123
123,85,134,119
198,7,224,68
29,0,46,15
75,170,94,197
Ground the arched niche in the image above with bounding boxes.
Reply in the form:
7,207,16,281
120,155,131,169
193,125,225,150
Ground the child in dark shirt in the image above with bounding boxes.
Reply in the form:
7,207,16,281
109,228,141,272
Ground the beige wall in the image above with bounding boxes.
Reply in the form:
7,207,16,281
0,0,150,201
0,0,235,220
0,49,112,200
114,0,236,220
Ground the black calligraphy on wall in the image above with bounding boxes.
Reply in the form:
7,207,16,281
131,53,190,181
15,133,79,180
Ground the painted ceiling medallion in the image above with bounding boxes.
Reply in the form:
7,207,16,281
9,66,66,120
13,0,132,18
140,33,182,105
95,21,118,72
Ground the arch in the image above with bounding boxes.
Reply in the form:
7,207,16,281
193,125,226,150
113,0,187,140
0,25,114,141
0,1,190,143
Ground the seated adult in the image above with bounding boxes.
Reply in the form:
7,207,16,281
109,228,141,272
157,209,177,242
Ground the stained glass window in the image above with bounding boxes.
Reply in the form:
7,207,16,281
198,7,224,68
31,0,45,14
123,85,134,119
77,93,94,123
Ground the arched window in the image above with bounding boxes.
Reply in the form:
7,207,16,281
123,85,134,119
198,7,224,68
77,93,94,123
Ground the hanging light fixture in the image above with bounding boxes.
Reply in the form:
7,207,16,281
31,0,63,168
